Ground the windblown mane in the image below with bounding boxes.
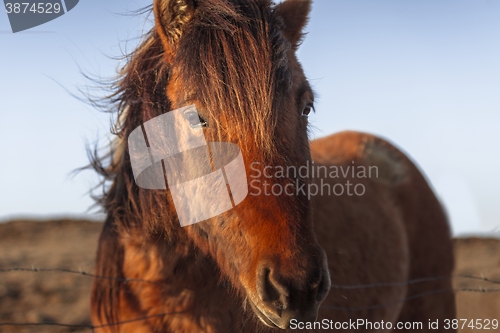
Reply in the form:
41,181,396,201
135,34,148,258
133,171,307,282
91,0,291,232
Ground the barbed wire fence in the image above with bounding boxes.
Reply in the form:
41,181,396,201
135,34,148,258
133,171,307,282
1,267,499,331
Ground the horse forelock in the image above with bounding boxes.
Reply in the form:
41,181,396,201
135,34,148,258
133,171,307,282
173,0,292,155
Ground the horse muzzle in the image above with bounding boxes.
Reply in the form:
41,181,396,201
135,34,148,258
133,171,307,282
249,256,331,329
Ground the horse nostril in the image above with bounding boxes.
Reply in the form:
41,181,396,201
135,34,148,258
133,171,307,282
316,268,331,302
256,266,289,312
253,262,328,329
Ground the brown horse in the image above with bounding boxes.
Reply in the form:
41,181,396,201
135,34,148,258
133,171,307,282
90,0,456,332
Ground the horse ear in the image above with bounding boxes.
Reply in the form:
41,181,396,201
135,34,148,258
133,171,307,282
274,0,311,49
154,0,196,59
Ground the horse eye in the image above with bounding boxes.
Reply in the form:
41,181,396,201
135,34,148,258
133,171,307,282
302,103,314,117
185,111,208,128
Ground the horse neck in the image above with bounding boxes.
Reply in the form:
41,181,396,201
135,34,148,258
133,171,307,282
119,215,217,285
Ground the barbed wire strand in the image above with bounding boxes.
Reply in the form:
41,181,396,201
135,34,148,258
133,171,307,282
331,273,500,289
0,311,188,332
1,267,499,330
323,287,500,312
1,267,499,289
0,267,165,287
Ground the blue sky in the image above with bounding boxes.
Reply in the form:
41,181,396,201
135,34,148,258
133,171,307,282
1,0,499,236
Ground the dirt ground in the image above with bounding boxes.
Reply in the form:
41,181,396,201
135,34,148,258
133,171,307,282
0,219,499,332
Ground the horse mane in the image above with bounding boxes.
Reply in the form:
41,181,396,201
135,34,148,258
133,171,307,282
89,0,292,233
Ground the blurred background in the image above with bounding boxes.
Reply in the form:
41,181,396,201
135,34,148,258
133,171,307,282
1,0,499,236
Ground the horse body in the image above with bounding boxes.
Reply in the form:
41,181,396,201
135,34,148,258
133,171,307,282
311,131,455,331
90,0,456,331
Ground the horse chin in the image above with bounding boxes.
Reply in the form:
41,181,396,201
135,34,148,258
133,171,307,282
248,299,282,329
